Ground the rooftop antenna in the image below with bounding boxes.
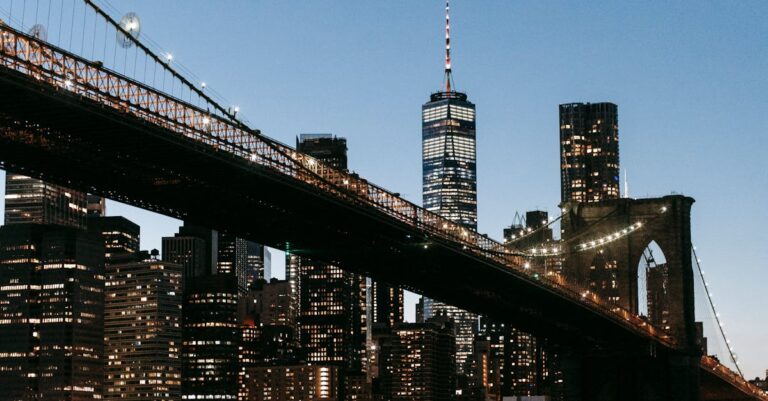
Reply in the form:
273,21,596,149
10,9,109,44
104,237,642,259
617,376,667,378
443,0,454,93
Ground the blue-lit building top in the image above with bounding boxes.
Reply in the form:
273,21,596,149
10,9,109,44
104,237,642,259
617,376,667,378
422,90,477,230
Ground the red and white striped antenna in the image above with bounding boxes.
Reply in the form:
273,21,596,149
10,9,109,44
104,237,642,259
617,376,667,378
444,0,454,93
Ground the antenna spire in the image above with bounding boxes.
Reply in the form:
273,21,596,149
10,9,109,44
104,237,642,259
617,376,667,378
444,0,454,93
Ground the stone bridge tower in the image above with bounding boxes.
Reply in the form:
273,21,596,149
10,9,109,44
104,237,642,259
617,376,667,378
558,195,701,401
561,194,697,350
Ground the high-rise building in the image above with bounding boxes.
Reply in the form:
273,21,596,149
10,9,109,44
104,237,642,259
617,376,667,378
4,173,88,228
245,278,297,329
420,1,478,379
0,224,104,401
246,241,271,288
218,233,248,294
0,174,104,400
295,135,368,376
241,365,339,401
372,317,456,401
86,194,106,216
475,317,549,398
162,230,209,289
88,215,140,265
559,102,620,204
296,134,348,170
370,281,404,328
238,278,300,401
104,255,182,400
182,274,240,400
163,224,241,401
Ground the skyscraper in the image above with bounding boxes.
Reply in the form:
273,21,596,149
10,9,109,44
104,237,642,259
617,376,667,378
218,232,248,294
372,317,456,401
295,134,368,399
241,365,339,401
86,194,107,216
559,102,620,203
0,224,105,401
104,255,183,400
4,174,88,228
246,241,271,288
182,274,240,400
296,134,348,170
163,224,241,401
421,0,478,378
88,215,140,265
369,280,404,328
0,175,104,400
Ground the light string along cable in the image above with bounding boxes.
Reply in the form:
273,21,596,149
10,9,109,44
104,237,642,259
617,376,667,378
692,245,743,377
521,206,669,258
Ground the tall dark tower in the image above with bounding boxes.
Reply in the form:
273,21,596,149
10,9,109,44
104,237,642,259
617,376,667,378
294,134,368,397
421,0,478,380
0,176,104,400
559,102,620,203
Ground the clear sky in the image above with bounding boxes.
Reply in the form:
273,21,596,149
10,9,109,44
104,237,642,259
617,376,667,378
1,1,767,378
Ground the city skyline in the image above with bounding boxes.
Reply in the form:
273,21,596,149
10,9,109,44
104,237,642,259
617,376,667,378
0,0,765,381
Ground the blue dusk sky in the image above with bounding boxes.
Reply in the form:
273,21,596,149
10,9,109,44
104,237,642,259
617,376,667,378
1,1,767,377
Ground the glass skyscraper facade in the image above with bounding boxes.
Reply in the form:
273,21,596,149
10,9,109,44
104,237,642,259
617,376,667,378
422,92,477,228
0,224,105,401
559,102,620,204
0,174,104,401
421,73,478,380
4,174,88,228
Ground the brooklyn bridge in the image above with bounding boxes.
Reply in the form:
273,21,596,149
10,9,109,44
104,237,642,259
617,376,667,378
0,1,764,400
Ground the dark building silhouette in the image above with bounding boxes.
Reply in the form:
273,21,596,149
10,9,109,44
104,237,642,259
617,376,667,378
218,233,248,294
104,255,183,400
162,229,209,289
88,215,140,265
86,194,106,216
245,241,271,288
294,134,369,400
370,281,404,328
559,102,620,203
294,135,367,371
183,274,240,400
0,224,104,401
372,318,456,401
163,224,242,401
296,134,348,170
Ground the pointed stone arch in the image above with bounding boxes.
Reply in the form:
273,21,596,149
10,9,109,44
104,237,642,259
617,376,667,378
637,240,670,329
561,195,697,350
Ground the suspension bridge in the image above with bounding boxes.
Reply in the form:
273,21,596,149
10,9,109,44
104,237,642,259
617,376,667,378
0,1,763,400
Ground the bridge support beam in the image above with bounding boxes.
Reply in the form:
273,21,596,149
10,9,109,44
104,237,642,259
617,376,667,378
559,348,700,401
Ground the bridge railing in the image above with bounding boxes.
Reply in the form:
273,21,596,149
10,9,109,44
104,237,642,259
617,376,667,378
701,356,768,400
0,22,675,349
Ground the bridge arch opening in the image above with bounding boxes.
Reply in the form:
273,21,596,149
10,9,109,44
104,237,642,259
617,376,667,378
637,240,670,330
